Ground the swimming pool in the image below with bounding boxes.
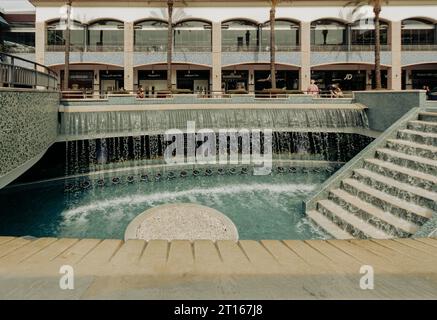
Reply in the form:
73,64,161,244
0,166,335,240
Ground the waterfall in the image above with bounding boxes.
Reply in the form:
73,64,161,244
63,132,373,177
60,108,369,138
60,107,372,178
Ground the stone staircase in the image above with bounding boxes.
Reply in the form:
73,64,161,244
307,111,437,239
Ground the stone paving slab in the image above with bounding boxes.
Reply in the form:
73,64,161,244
0,236,436,299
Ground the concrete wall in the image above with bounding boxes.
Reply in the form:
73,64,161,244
354,90,427,132
0,89,60,189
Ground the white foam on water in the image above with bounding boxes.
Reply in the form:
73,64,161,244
61,183,317,219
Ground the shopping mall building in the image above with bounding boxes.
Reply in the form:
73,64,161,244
1,0,437,94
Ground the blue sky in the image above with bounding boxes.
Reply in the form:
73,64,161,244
1,0,34,12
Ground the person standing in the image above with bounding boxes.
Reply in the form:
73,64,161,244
245,30,250,49
307,79,320,96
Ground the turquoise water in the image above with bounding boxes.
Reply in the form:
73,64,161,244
0,168,333,240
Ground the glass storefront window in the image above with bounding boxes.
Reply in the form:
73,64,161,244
60,70,94,90
311,70,367,92
402,19,436,47
254,70,299,91
134,20,167,52
137,70,168,96
3,31,35,53
222,20,259,52
261,20,300,51
87,20,124,52
46,20,85,51
222,70,249,92
411,70,437,90
176,70,210,93
351,19,388,47
174,20,211,52
311,20,347,49
100,70,124,94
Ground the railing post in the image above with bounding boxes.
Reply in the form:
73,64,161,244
34,63,38,89
8,56,14,87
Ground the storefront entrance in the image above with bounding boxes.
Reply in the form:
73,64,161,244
137,70,167,96
100,70,124,94
176,70,210,93
410,70,437,90
60,70,94,91
311,70,367,92
222,70,249,93
254,70,299,92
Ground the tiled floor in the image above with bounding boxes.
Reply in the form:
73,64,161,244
0,236,436,299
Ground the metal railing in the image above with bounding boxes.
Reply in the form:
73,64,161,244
61,89,355,100
45,44,124,52
0,52,58,90
222,44,259,52
401,44,437,51
260,45,301,52
311,44,391,52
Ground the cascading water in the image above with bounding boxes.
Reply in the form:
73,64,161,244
63,132,372,177
60,108,369,138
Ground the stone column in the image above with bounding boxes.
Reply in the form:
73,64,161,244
248,67,255,93
172,66,177,90
35,22,46,68
300,21,311,92
389,21,402,90
124,22,134,92
212,22,222,94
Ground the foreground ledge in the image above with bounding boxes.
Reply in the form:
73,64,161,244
0,237,436,299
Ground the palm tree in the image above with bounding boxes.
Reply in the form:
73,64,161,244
267,0,291,91
347,0,388,90
63,0,72,90
269,1,277,90
166,0,174,91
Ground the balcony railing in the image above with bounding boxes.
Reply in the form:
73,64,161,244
402,44,437,51
46,45,85,52
311,44,391,52
222,44,259,52
45,44,124,52
0,52,58,90
2,45,35,54
260,45,301,52
134,45,167,53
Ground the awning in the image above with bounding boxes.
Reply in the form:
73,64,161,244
0,15,9,28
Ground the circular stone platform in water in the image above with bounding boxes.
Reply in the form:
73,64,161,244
124,203,239,241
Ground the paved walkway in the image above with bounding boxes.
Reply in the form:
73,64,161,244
0,236,436,299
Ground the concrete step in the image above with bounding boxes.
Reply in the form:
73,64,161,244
419,112,437,122
376,148,437,176
306,210,353,240
353,168,437,211
363,158,437,192
397,129,437,146
408,120,437,134
386,139,437,161
329,188,419,236
341,178,433,224
317,199,391,239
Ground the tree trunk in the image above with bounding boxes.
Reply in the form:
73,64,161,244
374,4,382,90
270,6,276,90
63,0,72,90
167,0,174,92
